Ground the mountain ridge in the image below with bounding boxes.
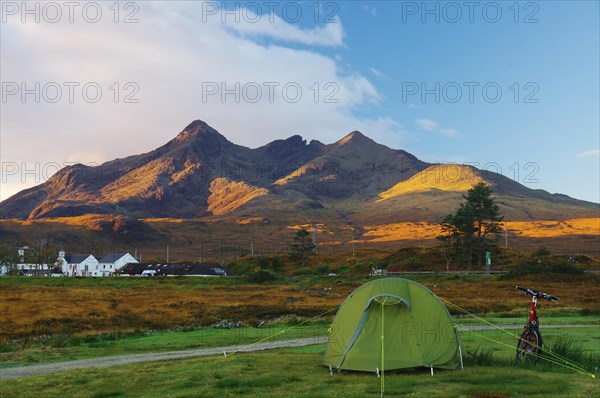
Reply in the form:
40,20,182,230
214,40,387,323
1,120,597,224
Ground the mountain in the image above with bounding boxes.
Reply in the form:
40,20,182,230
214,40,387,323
1,120,598,256
354,164,598,226
272,131,425,200
0,121,430,220
2,121,254,219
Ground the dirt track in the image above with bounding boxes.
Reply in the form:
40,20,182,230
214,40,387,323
0,337,327,381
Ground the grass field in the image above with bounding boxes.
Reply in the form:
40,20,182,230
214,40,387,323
1,325,598,397
1,318,598,367
1,273,598,341
1,273,599,397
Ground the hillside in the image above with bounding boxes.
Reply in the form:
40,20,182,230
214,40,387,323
0,120,598,257
356,164,598,224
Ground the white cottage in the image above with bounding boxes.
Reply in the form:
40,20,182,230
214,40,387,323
97,252,139,276
59,252,98,277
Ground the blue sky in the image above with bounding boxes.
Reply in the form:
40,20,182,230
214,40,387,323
1,1,598,203
338,1,600,201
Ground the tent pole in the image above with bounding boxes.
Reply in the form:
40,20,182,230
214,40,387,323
380,298,386,398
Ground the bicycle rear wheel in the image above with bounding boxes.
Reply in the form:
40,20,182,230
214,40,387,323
516,329,540,362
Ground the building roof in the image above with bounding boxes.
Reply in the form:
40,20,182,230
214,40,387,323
64,254,95,264
98,252,134,263
119,262,229,276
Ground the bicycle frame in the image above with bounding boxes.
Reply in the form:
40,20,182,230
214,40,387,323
527,294,539,327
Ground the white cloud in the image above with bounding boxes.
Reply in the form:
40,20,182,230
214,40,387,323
0,2,406,201
414,118,439,132
362,5,377,17
440,128,461,138
222,8,345,46
414,118,461,138
577,150,600,157
369,68,387,79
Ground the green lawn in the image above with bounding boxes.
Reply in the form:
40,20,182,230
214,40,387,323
2,316,598,369
1,323,599,397
460,325,600,364
2,339,598,398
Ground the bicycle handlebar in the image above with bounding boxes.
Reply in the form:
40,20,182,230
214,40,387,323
515,286,559,301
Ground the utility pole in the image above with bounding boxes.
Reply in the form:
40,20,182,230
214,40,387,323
505,229,508,248
352,233,356,258
166,245,169,264
311,222,318,255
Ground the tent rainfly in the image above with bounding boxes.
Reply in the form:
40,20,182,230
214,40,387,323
324,278,463,371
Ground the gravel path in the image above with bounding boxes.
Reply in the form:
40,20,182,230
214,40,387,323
0,337,327,381
1,325,595,381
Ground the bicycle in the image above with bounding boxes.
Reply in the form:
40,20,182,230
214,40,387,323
515,285,559,362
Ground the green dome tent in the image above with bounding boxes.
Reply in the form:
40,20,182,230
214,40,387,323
324,278,463,372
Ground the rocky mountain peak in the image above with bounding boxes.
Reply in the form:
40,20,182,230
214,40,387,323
335,130,373,146
168,120,232,158
174,120,225,142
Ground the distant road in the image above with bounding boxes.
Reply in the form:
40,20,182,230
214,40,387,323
1,324,597,381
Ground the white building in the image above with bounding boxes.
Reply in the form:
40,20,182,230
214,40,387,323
3,251,139,277
0,263,57,276
59,252,99,277
97,252,138,276
1,246,61,276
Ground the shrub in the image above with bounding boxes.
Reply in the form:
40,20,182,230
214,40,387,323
500,262,584,279
466,345,496,366
246,269,280,283
0,341,15,353
290,267,313,276
229,256,284,275
314,264,330,275
229,262,253,276
334,265,349,274
352,262,372,273
256,256,284,273
532,245,551,258
540,335,600,370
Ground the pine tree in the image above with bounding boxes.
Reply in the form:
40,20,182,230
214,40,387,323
438,183,503,269
290,229,316,266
